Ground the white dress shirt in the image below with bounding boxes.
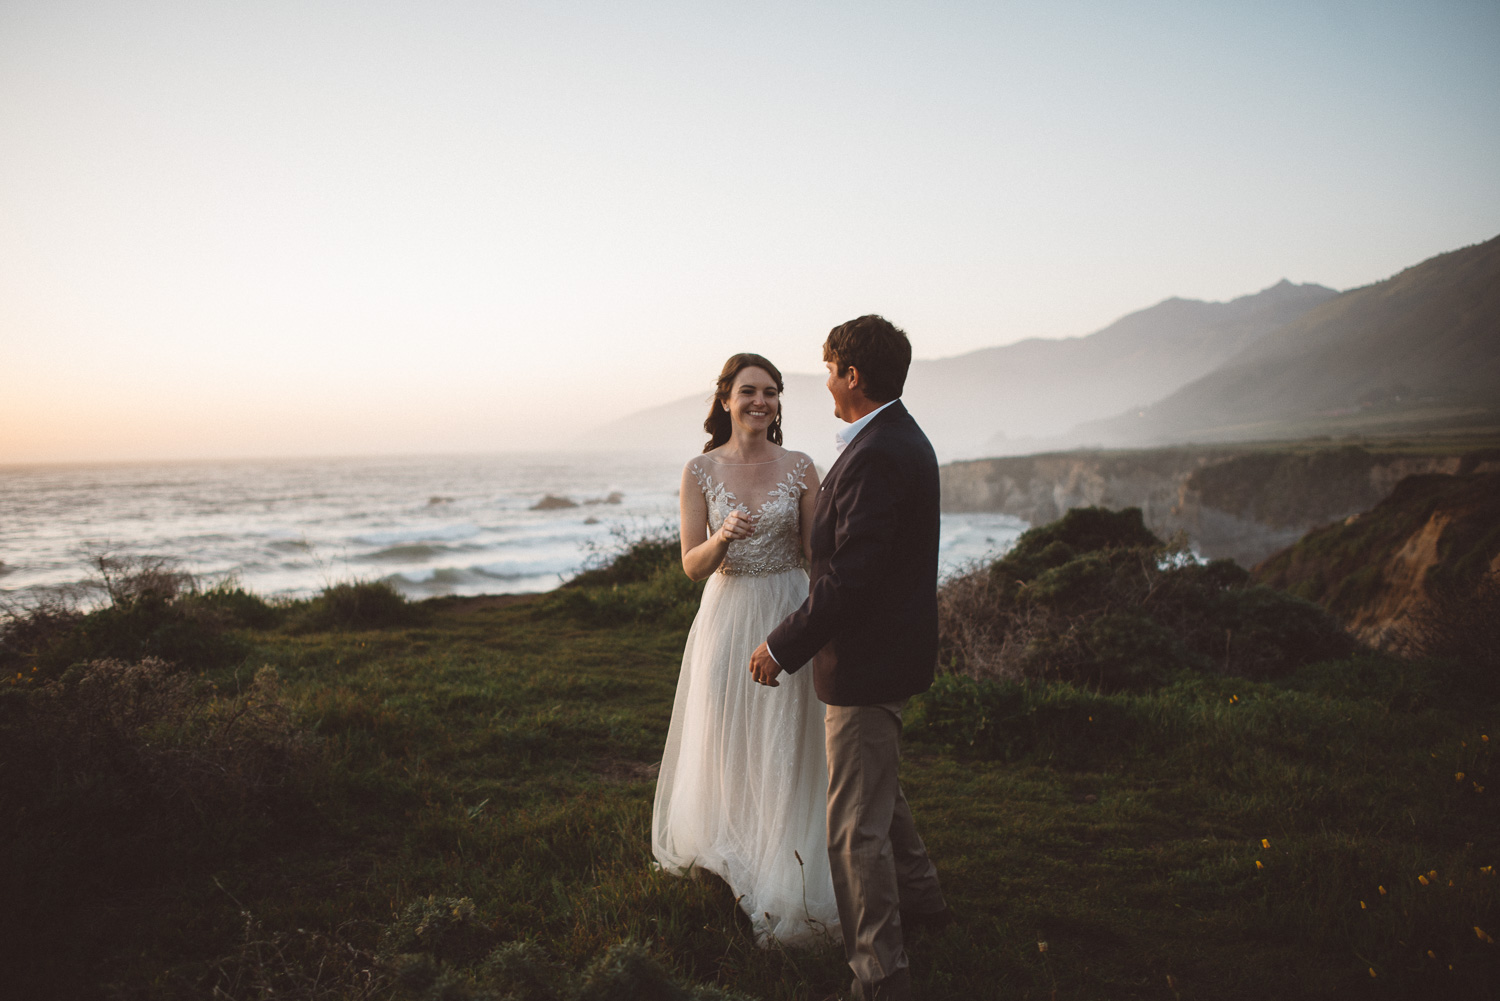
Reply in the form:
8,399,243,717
834,399,898,454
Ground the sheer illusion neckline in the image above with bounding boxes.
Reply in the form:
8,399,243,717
703,452,789,466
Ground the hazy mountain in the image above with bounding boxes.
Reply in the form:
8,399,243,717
907,279,1337,457
591,279,1337,466
1072,234,1500,447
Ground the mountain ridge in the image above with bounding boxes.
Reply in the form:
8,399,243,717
1071,235,1500,447
591,278,1338,466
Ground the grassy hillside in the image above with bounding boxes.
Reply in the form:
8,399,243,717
1,540,1497,999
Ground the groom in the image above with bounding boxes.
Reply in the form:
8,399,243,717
750,315,949,1001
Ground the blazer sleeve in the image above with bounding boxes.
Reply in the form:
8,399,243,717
768,444,903,672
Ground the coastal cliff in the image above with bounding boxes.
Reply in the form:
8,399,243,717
1253,472,1500,650
939,443,1500,566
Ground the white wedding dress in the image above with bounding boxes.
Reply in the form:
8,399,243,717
652,451,841,946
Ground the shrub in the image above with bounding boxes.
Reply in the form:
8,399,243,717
989,506,1161,589
1,658,316,820
0,556,267,680
291,580,426,632
568,523,683,588
0,657,322,995
545,525,704,629
197,580,285,630
0,594,83,675
938,506,1351,688
1400,570,1500,704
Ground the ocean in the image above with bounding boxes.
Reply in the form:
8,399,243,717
0,453,1026,605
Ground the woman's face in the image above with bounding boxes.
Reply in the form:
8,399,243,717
725,366,780,435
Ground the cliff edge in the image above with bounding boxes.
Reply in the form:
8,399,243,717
1252,473,1500,650
940,443,1500,566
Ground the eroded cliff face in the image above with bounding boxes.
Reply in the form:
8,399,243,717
940,446,1500,566
1252,473,1500,650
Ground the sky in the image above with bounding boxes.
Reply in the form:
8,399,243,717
2,0,1497,463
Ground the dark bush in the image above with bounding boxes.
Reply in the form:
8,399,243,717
990,506,1161,589
568,525,683,588
1212,584,1353,678
196,582,285,629
1401,571,1500,703
1280,654,1444,714
545,526,704,629
0,596,83,675
939,506,1352,688
1,658,315,821
291,580,425,632
1073,612,1186,688
0,556,253,680
0,657,321,998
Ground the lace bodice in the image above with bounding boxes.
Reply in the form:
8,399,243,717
689,453,812,576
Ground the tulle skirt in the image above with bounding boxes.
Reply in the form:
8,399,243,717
651,568,840,946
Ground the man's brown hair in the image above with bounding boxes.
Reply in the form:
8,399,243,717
823,314,912,404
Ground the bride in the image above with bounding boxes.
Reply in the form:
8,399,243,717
651,352,840,945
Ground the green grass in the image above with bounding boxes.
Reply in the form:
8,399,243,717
2,585,1497,999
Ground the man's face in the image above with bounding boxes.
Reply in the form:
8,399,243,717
825,360,858,422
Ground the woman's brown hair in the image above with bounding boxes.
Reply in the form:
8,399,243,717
703,353,784,453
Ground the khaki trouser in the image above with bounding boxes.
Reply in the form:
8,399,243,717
825,701,945,999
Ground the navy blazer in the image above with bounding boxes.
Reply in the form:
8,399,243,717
768,400,940,706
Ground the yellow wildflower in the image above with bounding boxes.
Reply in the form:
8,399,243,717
1419,875,1430,885
1368,967,1377,978
1261,838,1270,849
1255,860,1264,870
1427,950,1436,959
1477,926,1494,944
1037,940,1048,953
1378,885,1387,895
1360,901,1367,909
1456,772,1466,781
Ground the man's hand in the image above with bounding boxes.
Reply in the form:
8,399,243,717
749,640,782,688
